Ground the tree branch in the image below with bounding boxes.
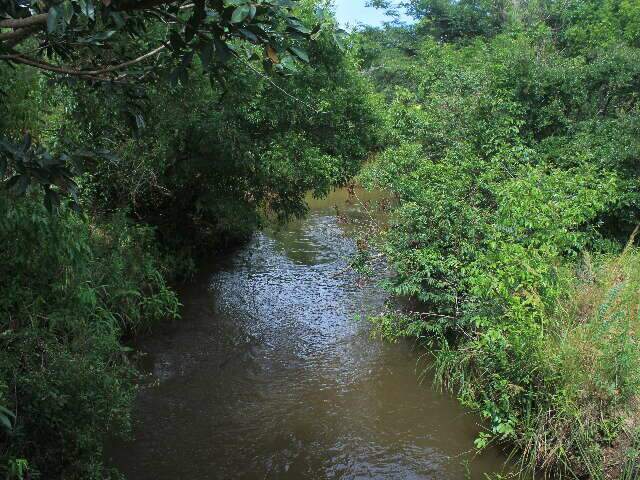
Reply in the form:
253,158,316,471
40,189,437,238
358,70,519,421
0,0,183,40
116,0,186,12
0,13,48,30
236,53,322,115
0,25,42,42
0,44,166,76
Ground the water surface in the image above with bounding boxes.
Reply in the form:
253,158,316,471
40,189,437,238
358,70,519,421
109,188,508,479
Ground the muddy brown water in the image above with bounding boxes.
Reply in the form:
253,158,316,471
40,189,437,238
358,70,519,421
108,188,510,479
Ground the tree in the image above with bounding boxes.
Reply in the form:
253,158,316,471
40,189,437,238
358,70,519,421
0,0,322,207
369,0,511,40
0,0,315,80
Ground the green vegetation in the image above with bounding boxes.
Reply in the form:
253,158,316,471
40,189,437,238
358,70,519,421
0,196,178,479
0,1,379,478
2,0,640,477
358,0,640,477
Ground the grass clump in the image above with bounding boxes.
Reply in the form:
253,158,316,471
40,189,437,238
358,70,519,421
541,246,640,479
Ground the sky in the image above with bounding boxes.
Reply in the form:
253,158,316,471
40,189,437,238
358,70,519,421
333,0,411,27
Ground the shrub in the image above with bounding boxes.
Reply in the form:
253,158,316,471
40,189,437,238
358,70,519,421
360,13,640,475
0,193,179,479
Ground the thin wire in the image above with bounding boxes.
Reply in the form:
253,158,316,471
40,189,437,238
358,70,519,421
235,53,325,115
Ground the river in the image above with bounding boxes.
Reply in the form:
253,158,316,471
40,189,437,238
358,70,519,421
108,188,509,479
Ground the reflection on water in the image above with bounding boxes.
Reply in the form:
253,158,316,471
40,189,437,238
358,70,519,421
108,188,509,479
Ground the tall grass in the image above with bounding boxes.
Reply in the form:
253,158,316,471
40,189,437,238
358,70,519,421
540,241,640,478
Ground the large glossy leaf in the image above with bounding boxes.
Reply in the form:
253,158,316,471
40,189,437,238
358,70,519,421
289,45,309,63
0,406,13,432
0,414,12,431
231,4,251,24
47,5,60,33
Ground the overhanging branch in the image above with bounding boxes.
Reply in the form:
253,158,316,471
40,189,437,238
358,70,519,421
0,0,185,33
0,1,184,47
0,13,48,30
0,44,166,77
0,25,42,42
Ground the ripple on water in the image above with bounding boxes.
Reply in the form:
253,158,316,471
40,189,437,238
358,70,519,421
107,188,510,480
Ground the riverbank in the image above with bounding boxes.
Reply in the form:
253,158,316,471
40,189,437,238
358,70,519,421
356,9,640,474
360,146,640,477
368,246,640,479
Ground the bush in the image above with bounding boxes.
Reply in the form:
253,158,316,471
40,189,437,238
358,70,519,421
0,193,179,479
359,10,640,476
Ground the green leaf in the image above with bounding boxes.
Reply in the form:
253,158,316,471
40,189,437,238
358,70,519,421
110,11,125,29
78,29,116,43
0,414,12,431
231,4,251,24
287,19,311,35
47,6,60,34
61,1,74,25
238,28,258,42
289,45,309,63
0,406,14,431
134,113,146,130
81,0,96,20
0,406,14,419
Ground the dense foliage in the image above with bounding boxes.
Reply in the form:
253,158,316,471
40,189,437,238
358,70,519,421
358,0,640,477
3,0,640,477
0,197,179,479
0,0,316,80
0,2,380,478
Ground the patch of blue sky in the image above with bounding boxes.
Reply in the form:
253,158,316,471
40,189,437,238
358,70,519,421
333,0,412,28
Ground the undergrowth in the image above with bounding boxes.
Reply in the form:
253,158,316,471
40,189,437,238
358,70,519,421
371,243,640,479
359,13,640,476
0,194,180,479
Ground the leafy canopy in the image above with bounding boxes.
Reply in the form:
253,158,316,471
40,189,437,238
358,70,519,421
0,0,316,79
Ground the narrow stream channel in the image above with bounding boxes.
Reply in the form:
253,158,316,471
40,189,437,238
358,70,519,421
108,188,509,479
